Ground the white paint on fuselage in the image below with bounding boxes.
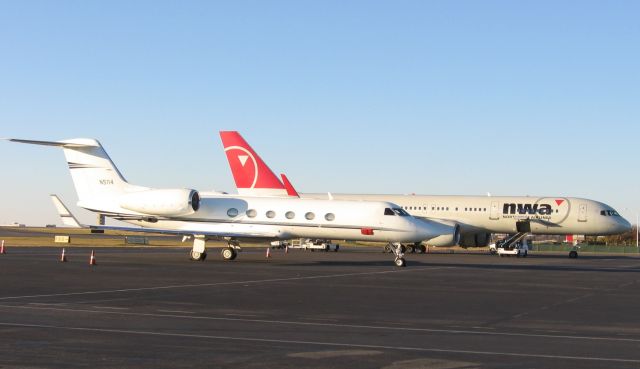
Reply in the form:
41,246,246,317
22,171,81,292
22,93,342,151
123,195,442,243
301,194,631,236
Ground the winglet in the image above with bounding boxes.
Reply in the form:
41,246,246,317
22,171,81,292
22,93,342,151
50,195,83,228
219,131,288,196
280,174,300,198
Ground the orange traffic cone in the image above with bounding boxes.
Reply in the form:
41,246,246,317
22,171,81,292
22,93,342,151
265,247,271,258
0,240,5,254
60,248,67,262
89,250,97,265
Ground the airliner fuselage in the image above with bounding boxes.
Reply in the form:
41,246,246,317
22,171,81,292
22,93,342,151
303,194,631,246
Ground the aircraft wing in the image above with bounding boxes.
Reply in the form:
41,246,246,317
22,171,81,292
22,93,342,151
89,225,283,240
50,194,83,228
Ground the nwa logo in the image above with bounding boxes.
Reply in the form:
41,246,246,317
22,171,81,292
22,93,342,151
503,203,553,215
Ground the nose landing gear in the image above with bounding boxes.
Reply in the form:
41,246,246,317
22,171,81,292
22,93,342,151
388,242,406,267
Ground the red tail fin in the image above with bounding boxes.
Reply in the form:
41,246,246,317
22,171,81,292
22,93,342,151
280,174,300,198
219,131,288,196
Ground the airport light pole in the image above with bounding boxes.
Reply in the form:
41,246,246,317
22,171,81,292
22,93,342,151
636,212,639,249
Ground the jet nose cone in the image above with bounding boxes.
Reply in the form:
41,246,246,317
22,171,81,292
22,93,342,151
619,217,633,233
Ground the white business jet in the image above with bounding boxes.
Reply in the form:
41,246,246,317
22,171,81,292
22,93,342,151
5,138,446,267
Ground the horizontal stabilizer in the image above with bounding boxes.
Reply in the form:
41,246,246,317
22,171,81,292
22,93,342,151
5,138,99,148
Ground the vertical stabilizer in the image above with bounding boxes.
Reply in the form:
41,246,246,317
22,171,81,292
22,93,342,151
7,138,145,210
219,131,288,196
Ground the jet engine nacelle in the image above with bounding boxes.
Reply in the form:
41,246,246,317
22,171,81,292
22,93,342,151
459,232,491,248
421,219,461,247
119,189,200,216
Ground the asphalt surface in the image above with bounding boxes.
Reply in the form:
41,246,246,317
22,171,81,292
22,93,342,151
1,246,640,369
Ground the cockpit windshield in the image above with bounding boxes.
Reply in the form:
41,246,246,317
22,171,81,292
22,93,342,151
600,210,620,217
384,208,395,216
393,208,410,216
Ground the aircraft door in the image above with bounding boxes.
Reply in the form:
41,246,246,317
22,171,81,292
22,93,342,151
490,201,500,220
578,203,588,222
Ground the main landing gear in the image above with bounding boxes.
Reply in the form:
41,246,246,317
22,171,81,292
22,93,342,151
404,242,427,254
388,242,406,267
221,239,240,261
187,236,241,262
189,235,207,261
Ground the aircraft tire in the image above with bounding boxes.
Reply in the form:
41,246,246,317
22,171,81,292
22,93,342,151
221,247,237,261
189,250,206,261
569,250,578,259
405,245,415,254
394,258,406,267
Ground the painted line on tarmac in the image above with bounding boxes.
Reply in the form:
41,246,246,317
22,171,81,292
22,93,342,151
0,267,450,301
157,310,195,314
91,306,130,310
0,322,638,364
2,303,640,344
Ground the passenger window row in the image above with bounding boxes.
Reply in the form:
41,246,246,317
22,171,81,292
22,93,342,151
227,208,336,221
401,205,487,212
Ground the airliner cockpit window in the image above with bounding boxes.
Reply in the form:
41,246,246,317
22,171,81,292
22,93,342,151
601,210,621,216
384,208,396,216
393,208,410,216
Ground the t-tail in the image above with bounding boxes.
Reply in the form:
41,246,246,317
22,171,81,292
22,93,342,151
219,131,290,197
6,138,147,213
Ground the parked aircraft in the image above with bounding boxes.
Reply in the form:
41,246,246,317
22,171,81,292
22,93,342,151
5,138,449,267
219,131,632,258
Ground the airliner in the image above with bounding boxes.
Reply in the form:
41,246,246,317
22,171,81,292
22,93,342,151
219,131,632,258
5,138,449,267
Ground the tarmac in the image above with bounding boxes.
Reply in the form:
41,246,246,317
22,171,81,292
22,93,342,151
1,245,640,368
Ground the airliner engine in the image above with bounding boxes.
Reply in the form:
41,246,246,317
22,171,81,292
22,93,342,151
459,232,491,248
422,219,461,247
119,189,200,216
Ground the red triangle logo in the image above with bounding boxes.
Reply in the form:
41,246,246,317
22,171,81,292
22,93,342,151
555,199,565,206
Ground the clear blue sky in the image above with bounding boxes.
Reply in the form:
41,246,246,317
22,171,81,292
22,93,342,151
0,0,638,226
